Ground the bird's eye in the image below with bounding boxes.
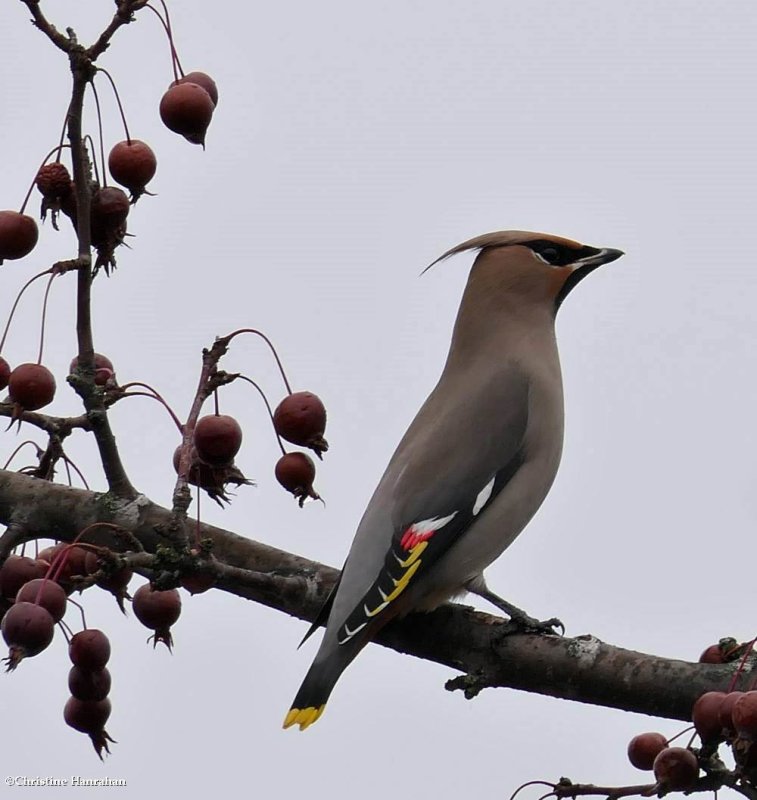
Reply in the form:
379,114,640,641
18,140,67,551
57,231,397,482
528,240,574,266
539,247,560,264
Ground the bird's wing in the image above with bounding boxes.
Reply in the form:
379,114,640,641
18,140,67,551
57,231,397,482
335,363,530,646
298,573,341,647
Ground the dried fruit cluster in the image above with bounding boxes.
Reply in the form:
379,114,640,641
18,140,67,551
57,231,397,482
173,386,329,507
622,639,757,794
0,542,188,758
0,0,333,764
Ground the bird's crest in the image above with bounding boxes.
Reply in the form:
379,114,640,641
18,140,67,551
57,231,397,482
421,230,581,275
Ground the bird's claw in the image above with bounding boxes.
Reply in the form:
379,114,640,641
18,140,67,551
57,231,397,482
503,611,564,636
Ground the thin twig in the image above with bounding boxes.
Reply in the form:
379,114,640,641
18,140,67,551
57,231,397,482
237,374,287,456
220,328,294,394
36,272,57,365
19,1,72,52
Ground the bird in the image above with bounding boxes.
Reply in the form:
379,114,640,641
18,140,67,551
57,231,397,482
283,230,623,731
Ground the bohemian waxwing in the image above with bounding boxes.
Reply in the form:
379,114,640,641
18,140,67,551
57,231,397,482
284,230,623,731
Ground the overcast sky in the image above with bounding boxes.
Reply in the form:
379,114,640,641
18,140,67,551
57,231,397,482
1,1,756,797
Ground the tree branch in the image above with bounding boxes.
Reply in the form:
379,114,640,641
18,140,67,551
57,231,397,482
0,467,751,723
0,403,90,437
64,44,135,499
19,1,72,53
87,1,146,61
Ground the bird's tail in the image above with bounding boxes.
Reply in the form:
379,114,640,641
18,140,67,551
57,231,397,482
283,654,348,731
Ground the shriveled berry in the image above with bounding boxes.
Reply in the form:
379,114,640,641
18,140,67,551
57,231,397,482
37,167,74,229
732,691,757,740
36,544,59,567
692,691,727,743
132,584,181,650
0,555,47,599
89,187,130,274
94,368,113,386
699,638,739,663
36,542,66,569
0,356,10,390
45,544,90,594
719,691,745,737
68,665,111,702
69,629,111,670
275,452,320,506
273,391,328,457
8,363,56,411
180,566,216,595
699,644,724,663
91,187,129,235
69,353,115,387
172,71,218,107
64,696,111,732
159,82,214,146
172,445,251,505
59,181,78,224
2,601,55,670
70,352,114,373
15,578,68,623
0,210,38,263
63,696,115,759
627,732,668,771
194,414,243,466
35,162,71,198
108,139,157,201
173,445,212,483
653,747,699,790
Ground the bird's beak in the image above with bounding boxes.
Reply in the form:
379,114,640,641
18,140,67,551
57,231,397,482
574,247,625,271
554,246,624,310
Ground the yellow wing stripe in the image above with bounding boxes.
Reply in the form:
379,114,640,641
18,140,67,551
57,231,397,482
283,704,326,731
383,558,422,604
398,540,428,567
339,541,427,642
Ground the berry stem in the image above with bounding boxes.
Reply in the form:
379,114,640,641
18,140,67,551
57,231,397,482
45,524,125,586
62,457,73,487
237,374,287,456
57,618,75,642
213,389,220,416
86,80,108,185
664,724,693,745
508,782,556,800
37,272,57,365
1,440,42,470
56,100,72,162
65,596,88,631
221,329,294,394
19,144,73,215
61,452,91,490
157,0,185,77
145,2,184,81
0,268,54,353
118,381,183,433
94,67,132,144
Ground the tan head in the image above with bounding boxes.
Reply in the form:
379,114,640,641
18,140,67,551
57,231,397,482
426,230,623,312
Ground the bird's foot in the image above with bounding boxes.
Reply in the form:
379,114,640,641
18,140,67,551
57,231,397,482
464,578,564,636
501,608,564,636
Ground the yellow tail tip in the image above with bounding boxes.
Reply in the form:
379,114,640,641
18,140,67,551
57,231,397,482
283,704,326,731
